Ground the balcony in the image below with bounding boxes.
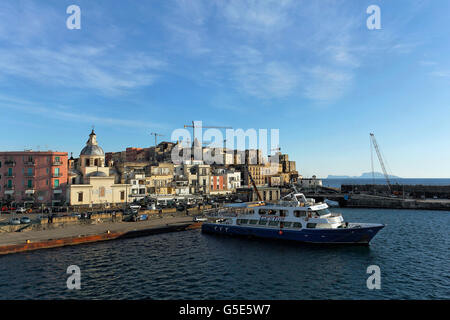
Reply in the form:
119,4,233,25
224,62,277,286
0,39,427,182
5,160,16,167
52,160,63,166
24,160,36,166
24,172,35,177
25,187,35,194
52,173,62,178
4,172,15,178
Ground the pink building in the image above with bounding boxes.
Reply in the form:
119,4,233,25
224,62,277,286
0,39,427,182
0,151,68,206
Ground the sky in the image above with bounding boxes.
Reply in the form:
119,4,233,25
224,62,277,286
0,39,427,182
0,0,449,178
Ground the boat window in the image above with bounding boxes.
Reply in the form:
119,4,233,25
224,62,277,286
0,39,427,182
248,220,257,225
316,209,331,216
293,222,302,228
279,210,288,217
258,220,267,225
240,219,248,224
268,209,277,215
268,221,279,227
307,223,317,229
294,210,306,217
283,222,292,228
258,209,267,215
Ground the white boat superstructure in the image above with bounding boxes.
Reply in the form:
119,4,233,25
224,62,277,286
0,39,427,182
205,192,346,230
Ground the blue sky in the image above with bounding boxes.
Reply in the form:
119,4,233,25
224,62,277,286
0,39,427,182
0,0,449,178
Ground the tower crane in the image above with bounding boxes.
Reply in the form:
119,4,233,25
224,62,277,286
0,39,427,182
370,133,392,193
150,132,164,147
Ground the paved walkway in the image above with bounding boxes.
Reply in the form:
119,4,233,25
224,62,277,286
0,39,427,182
0,216,195,247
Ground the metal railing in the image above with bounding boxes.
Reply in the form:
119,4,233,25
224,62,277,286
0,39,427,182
204,207,255,217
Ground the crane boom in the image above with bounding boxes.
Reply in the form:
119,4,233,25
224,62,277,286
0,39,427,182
184,121,232,144
370,133,392,192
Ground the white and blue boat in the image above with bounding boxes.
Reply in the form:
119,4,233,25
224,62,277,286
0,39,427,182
202,191,384,245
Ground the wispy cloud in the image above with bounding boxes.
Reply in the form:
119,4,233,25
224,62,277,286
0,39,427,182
0,1,166,95
0,94,167,129
0,46,166,95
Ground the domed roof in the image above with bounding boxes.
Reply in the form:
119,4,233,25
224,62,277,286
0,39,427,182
81,145,105,156
88,171,108,177
80,129,105,156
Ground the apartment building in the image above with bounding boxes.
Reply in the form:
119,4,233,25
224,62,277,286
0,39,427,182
0,151,68,205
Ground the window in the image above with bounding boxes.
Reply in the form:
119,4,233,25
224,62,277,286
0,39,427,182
27,168,33,176
306,223,317,229
55,156,60,162
7,180,12,188
293,222,302,228
258,209,267,215
27,180,33,188
7,168,12,176
54,168,60,177
54,179,60,187
0,161,2,168
258,219,267,225
317,209,331,216
99,187,105,197
240,219,248,224
120,191,125,200
268,221,279,227
280,210,288,217
46,168,49,174
283,222,292,228
248,220,257,225
294,210,306,217
78,192,83,202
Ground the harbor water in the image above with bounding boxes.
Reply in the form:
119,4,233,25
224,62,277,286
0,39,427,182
0,208,448,299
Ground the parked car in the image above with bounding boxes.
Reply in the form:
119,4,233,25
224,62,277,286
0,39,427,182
16,207,26,214
193,216,208,222
10,218,21,225
20,217,31,224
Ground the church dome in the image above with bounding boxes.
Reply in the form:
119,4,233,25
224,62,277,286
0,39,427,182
88,171,108,177
80,129,105,156
80,145,105,156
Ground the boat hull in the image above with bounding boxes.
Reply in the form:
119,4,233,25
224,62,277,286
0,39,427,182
201,223,384,245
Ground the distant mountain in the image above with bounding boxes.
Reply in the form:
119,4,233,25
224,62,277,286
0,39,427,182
327,172,400,179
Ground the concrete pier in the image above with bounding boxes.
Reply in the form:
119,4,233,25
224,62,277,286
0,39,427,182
0,216,201,255
305,193,450,211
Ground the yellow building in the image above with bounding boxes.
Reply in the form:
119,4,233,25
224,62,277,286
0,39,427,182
67,130,131,206
146,163,175,195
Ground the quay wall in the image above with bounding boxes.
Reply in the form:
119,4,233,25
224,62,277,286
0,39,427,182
0,222,203,255
341,184,450,198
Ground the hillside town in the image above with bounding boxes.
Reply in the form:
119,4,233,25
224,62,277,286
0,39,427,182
0,129,301,211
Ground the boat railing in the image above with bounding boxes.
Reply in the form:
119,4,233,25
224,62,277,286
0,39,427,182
204,207,255,218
